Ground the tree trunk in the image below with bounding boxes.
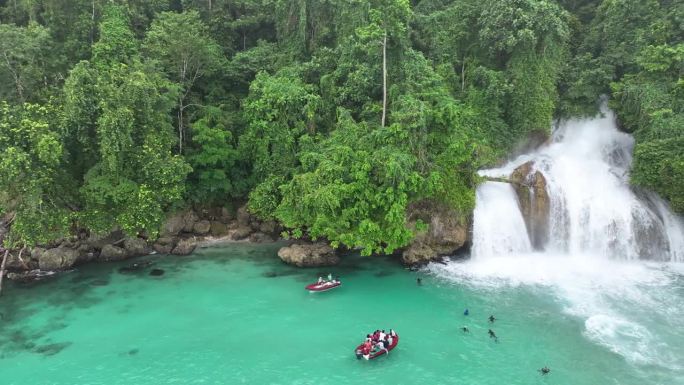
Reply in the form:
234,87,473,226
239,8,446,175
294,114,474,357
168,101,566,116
0,249,8,297
381,31,387,128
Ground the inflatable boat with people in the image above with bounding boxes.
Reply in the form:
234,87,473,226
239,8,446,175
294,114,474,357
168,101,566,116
355,330,399,360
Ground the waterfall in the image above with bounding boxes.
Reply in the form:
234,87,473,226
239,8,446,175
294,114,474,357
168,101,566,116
473,108,684,262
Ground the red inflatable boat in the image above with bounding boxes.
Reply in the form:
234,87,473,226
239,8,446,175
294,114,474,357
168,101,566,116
305,280,341,292
355,333,399,360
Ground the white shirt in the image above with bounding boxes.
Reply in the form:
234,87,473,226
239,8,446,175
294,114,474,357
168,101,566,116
378,332,386,340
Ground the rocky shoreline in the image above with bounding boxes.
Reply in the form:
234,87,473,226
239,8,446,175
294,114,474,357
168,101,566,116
1,200,476,283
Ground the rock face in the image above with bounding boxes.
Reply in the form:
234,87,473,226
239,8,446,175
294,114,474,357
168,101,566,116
510,161,550,250
172,238,197,255
38,247,80,270
277,242,339,267
402,200,469,266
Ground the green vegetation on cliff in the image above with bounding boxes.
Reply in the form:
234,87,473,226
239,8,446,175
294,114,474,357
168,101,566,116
0,0,681,252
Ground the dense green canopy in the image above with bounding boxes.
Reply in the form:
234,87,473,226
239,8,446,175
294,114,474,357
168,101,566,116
0,0,681,251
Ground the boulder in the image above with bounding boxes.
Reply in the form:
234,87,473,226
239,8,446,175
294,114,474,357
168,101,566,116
229,225,253,241
401,200,469,266
172,238,197,255
249,232,275,243
209,221,229,236
153,243,173,254
38,247,80,270
510,161,550,250
220,207,233,224
123,237,149,257
193,220,211,235
259,220,279,235
99,245,128,261
182,210,200,233
277,242,339,267
161,212,185,236
236,205,251,227
87,230,124,249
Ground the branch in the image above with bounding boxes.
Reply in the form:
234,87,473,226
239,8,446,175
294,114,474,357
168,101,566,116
482,176,531,188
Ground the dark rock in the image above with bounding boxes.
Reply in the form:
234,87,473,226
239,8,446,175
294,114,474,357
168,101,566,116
401,200,469,266
33,342,71,356
262,271,278,278
156,236,177,246
161,212,185,236
100,245,127,261
259,220,279,235
230,225,253,240
193,220,211,235
171,238,197,255
249,232,275,243
182,210,200,233
277,242,340,267
38,247,80,270
153,243,173,254
220,207,233,223
118,261,153,273
123,237,149,257
209,221,228,236
87,230,124,249
511,161,550,250
7,269,58,283
236,205,251,227
149,269,165,276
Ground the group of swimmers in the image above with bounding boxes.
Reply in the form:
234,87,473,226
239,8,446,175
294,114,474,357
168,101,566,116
358,329,396,359
461,309,550,375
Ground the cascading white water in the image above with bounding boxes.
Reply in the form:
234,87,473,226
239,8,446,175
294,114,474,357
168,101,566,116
473,108,684,262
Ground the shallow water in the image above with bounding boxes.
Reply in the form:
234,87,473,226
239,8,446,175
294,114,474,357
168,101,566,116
1,243,682,384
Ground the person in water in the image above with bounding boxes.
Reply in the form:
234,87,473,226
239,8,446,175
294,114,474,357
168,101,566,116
539,366,550,375
464,309,469,316
489,315,496,323
416,277,422,285
461,326,469,333
488,329,498,342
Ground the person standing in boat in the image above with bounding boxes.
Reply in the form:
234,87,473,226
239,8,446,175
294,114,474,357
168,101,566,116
327,273,333,282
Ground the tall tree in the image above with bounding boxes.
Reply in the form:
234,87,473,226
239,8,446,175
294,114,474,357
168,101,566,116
143,10,226,153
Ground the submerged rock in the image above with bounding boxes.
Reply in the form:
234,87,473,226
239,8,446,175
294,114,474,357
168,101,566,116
277,242,339,267
118,261,153,273
149,269,165,276
510,161,550,250
401,200,469,266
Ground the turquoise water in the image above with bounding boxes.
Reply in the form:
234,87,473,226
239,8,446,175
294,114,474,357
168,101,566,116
1,243,683,384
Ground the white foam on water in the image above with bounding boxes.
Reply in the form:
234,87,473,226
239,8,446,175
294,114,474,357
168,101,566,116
435,105,684,372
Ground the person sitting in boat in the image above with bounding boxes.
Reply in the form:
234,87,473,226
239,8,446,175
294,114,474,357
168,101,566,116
386,333,393,346
374,339,389,355
362,340,373,357
389,329,396,337
378,330,386,341
317,276,323,284
327,273,333,281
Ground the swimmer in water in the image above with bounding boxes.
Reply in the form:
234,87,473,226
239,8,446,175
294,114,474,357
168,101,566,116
416,277,422,285
539,366,550,375
463,309,469,316
461,326,469,333
488,329,498,342
488,315,496,323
